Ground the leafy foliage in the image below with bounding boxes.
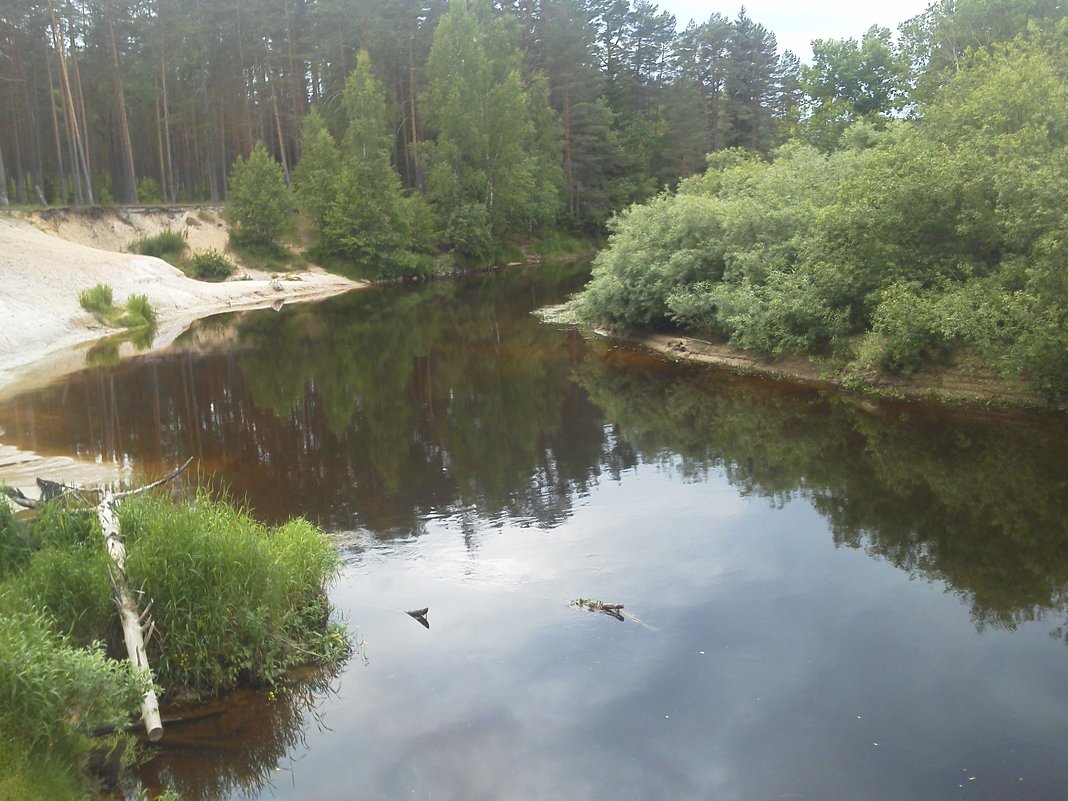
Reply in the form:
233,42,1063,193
226,142,295,248
188,249,235,281
423,0,562,251
573,38,1068,400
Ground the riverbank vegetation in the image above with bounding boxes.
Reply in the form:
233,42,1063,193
571,8,1068,402
0,490,347,799
3,0,1064,394
78,284,158,331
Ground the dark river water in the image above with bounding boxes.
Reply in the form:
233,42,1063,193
2,262,1068,801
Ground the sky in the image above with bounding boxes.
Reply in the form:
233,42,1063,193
654,0,936,62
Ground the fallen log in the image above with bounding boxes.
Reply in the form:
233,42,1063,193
95,457,193,741
5,456,195,741
99,489,163,741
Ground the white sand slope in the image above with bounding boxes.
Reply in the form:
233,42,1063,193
0,214,361,392
0,211,362,499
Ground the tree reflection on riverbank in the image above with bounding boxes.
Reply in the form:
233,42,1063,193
578,348,1068,635
132,665,347,801
0,264,1066,636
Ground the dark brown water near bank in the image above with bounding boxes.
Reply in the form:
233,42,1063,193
2,261,1068,801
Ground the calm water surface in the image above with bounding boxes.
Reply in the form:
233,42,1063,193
2,262,1068,801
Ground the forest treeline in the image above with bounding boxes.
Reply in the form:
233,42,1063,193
0,0,806,217
571,1,1068,401
3,0,1066,394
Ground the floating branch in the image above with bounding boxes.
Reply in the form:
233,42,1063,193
571,598,625,621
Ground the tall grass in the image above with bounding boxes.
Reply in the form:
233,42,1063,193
0,487,348,796
117,293,157,329
78,283,114,314
76,284,157,333
121,491,344,690
132,228,187,260
0,610,141,801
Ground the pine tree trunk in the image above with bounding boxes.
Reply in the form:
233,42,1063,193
46,59,68,204
159,52,177,202
107,0,138,204
0,136,9,206
48,0,92,205
68,37,95,203
273,90,291,185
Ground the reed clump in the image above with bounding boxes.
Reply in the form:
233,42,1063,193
0,490,348,798
78,283,157,332
121,491,346,690
131,228,187,261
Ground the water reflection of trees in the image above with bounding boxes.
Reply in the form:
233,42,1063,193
577,351,1068,634
2,263,1067,634
135,669,341,801
0,263,608,534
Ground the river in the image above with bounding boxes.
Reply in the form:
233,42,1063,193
1,261,1067,801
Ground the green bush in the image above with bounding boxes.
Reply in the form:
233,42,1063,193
121,492,344,690
78,283,114,314
189,249,235,281
446,203,495,264
132,228,187,260
0,610,141,764
863,283,942,374
137,177,164,204
120,293,157,328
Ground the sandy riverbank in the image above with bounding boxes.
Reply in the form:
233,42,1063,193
0,208,363,498
0,210,362,395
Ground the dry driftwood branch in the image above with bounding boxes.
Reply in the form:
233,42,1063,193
5,455,195,509
99,489,163,741
3,485,37,510
571,598,625,621
113,456,195,499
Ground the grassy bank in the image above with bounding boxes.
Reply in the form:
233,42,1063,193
0,490,348,799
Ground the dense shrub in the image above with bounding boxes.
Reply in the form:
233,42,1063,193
188,249,235,281
132,228,186,259
572,41,1068,400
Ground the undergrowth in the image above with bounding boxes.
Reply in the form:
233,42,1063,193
187,248,234,281
131,229,187,263
77,284,157,332
0,489,349,797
